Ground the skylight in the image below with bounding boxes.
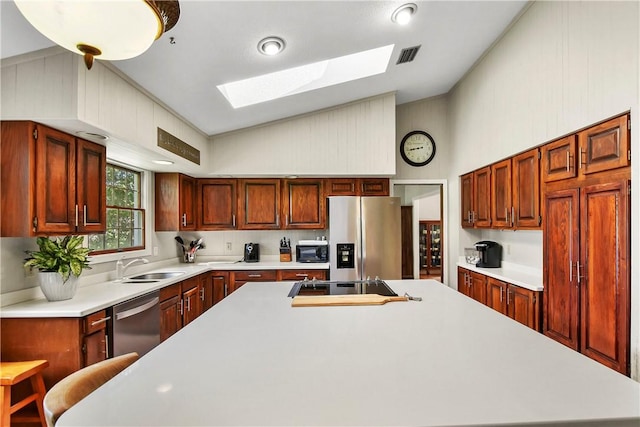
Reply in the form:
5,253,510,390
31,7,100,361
217,44,395,109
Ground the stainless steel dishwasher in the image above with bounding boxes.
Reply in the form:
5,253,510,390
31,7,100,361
111,291,160,357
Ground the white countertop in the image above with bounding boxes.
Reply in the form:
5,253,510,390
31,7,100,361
57,280,639,426
456,257,543,291
0,260,329,318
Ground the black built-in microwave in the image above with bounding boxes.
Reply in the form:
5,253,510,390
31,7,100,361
296,244,329,263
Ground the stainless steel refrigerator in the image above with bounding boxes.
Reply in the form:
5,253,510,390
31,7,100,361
329,196,401,281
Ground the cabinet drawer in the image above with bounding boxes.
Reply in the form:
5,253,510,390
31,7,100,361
160,283,181,301
278,270,327,281
233,270,277,281
83,310,110,334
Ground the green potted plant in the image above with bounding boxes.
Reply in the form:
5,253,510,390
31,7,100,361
24,236,92,301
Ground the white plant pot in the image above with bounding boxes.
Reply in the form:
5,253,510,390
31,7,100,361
38,272,78,301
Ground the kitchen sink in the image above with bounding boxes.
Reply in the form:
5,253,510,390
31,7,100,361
128,271,185,280
122,280,159,284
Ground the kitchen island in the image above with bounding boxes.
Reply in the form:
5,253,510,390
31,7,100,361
57,280,639,427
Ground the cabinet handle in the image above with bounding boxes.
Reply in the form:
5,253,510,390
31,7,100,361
83,205,87,227
286,215,289,226
566,151,571,171
75,204,79,227
511,207,515,226
276,214,280,226
248,274,262,278
182,213,187,227
578,149,585,169
179,299,184,315
500,286,503,302
569,259,573,282
200,287,205,301
576,261,583,284
105,334,110,359
296,273,309,277
232,214,236,227
224,283,228,297
505,207,509,223
90,316,111,327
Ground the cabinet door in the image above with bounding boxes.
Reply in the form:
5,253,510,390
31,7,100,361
512,148,541,228
473,167,491,227
179,174,196,230
324,178,357,196
282,179,324,229
469,271,487,304
83,330,107,367
541,135,577,183
238,179,281,229
507,285,540,331
277,270,327,281
35,124,76,234
460,173,474,228
211,272,229,305
197,179,237,230
76,138,106,233
160,295,181,342
486,277,508,315
578,115,629,176
360,178,389,196
199,273,213,314
457,267,470,297
182,278,200,326
580,180,629,374
491,159,512,228
543,188,580,351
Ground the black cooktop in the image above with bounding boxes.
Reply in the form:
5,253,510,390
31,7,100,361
288,278,397,297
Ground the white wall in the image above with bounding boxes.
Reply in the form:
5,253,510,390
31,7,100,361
417,193,440,221
445,0,639,379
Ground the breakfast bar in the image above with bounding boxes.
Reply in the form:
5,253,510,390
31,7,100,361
56,280,639,426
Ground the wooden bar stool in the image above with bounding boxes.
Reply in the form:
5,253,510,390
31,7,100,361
1,360,49,427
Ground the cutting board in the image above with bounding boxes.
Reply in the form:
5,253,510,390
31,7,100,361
291,294,408,307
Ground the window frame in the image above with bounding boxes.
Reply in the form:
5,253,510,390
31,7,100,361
87,161,153,264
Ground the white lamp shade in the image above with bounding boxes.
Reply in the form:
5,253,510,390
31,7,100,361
14,0,163,61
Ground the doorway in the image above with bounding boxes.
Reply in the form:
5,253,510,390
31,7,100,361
391,179,448,284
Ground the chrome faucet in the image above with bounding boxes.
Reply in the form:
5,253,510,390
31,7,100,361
115,257,149,281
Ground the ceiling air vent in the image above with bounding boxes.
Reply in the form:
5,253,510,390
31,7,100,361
396,45,421,64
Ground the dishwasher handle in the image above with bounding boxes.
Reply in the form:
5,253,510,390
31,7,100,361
115,297,160,321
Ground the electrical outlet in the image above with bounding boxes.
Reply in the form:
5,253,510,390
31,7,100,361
153,246,159,256
226,242,232,252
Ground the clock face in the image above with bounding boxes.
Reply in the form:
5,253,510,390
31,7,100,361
400,131,436,166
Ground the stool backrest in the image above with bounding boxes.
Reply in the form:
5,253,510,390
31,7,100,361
43,352,139,427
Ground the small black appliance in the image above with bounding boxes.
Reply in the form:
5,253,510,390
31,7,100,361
475,241,502,268
244,243,260,263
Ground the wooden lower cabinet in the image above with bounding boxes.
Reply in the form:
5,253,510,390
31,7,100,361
277,269,327,281
160,283,182,342
459,268,541,332
457,267,486,304
231,270,278,293
0,310,109,388
486,277,540,331
181,277,200,327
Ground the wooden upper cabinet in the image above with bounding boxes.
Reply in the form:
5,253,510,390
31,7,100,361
460,173,474,228
282,179,324,229
512,148,541,229
76,138,106,233
473,166,491,227
541,135,577,183
1,121,107,236
324,178,389,196
155,173,196,231
197,179,237,230
578,114,629,175
360,178,389,196
238,179,281,229
34,124,77,234
490,159,512,228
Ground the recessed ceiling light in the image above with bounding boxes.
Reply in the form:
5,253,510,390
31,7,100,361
392,3,417,25
258,36,285,56
76,131,108,141
218,44,395,108
152,160,174,165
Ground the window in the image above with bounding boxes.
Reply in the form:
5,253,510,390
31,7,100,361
88,164,145,253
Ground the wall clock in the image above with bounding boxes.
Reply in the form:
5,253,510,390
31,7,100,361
400,130,436,167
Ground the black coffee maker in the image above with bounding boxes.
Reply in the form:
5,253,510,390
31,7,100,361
244,243,260,263
475,241,502,268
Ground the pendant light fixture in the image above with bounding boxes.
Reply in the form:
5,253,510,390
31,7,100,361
14,0,180,70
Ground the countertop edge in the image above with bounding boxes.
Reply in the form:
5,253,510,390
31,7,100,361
456,259,543,291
